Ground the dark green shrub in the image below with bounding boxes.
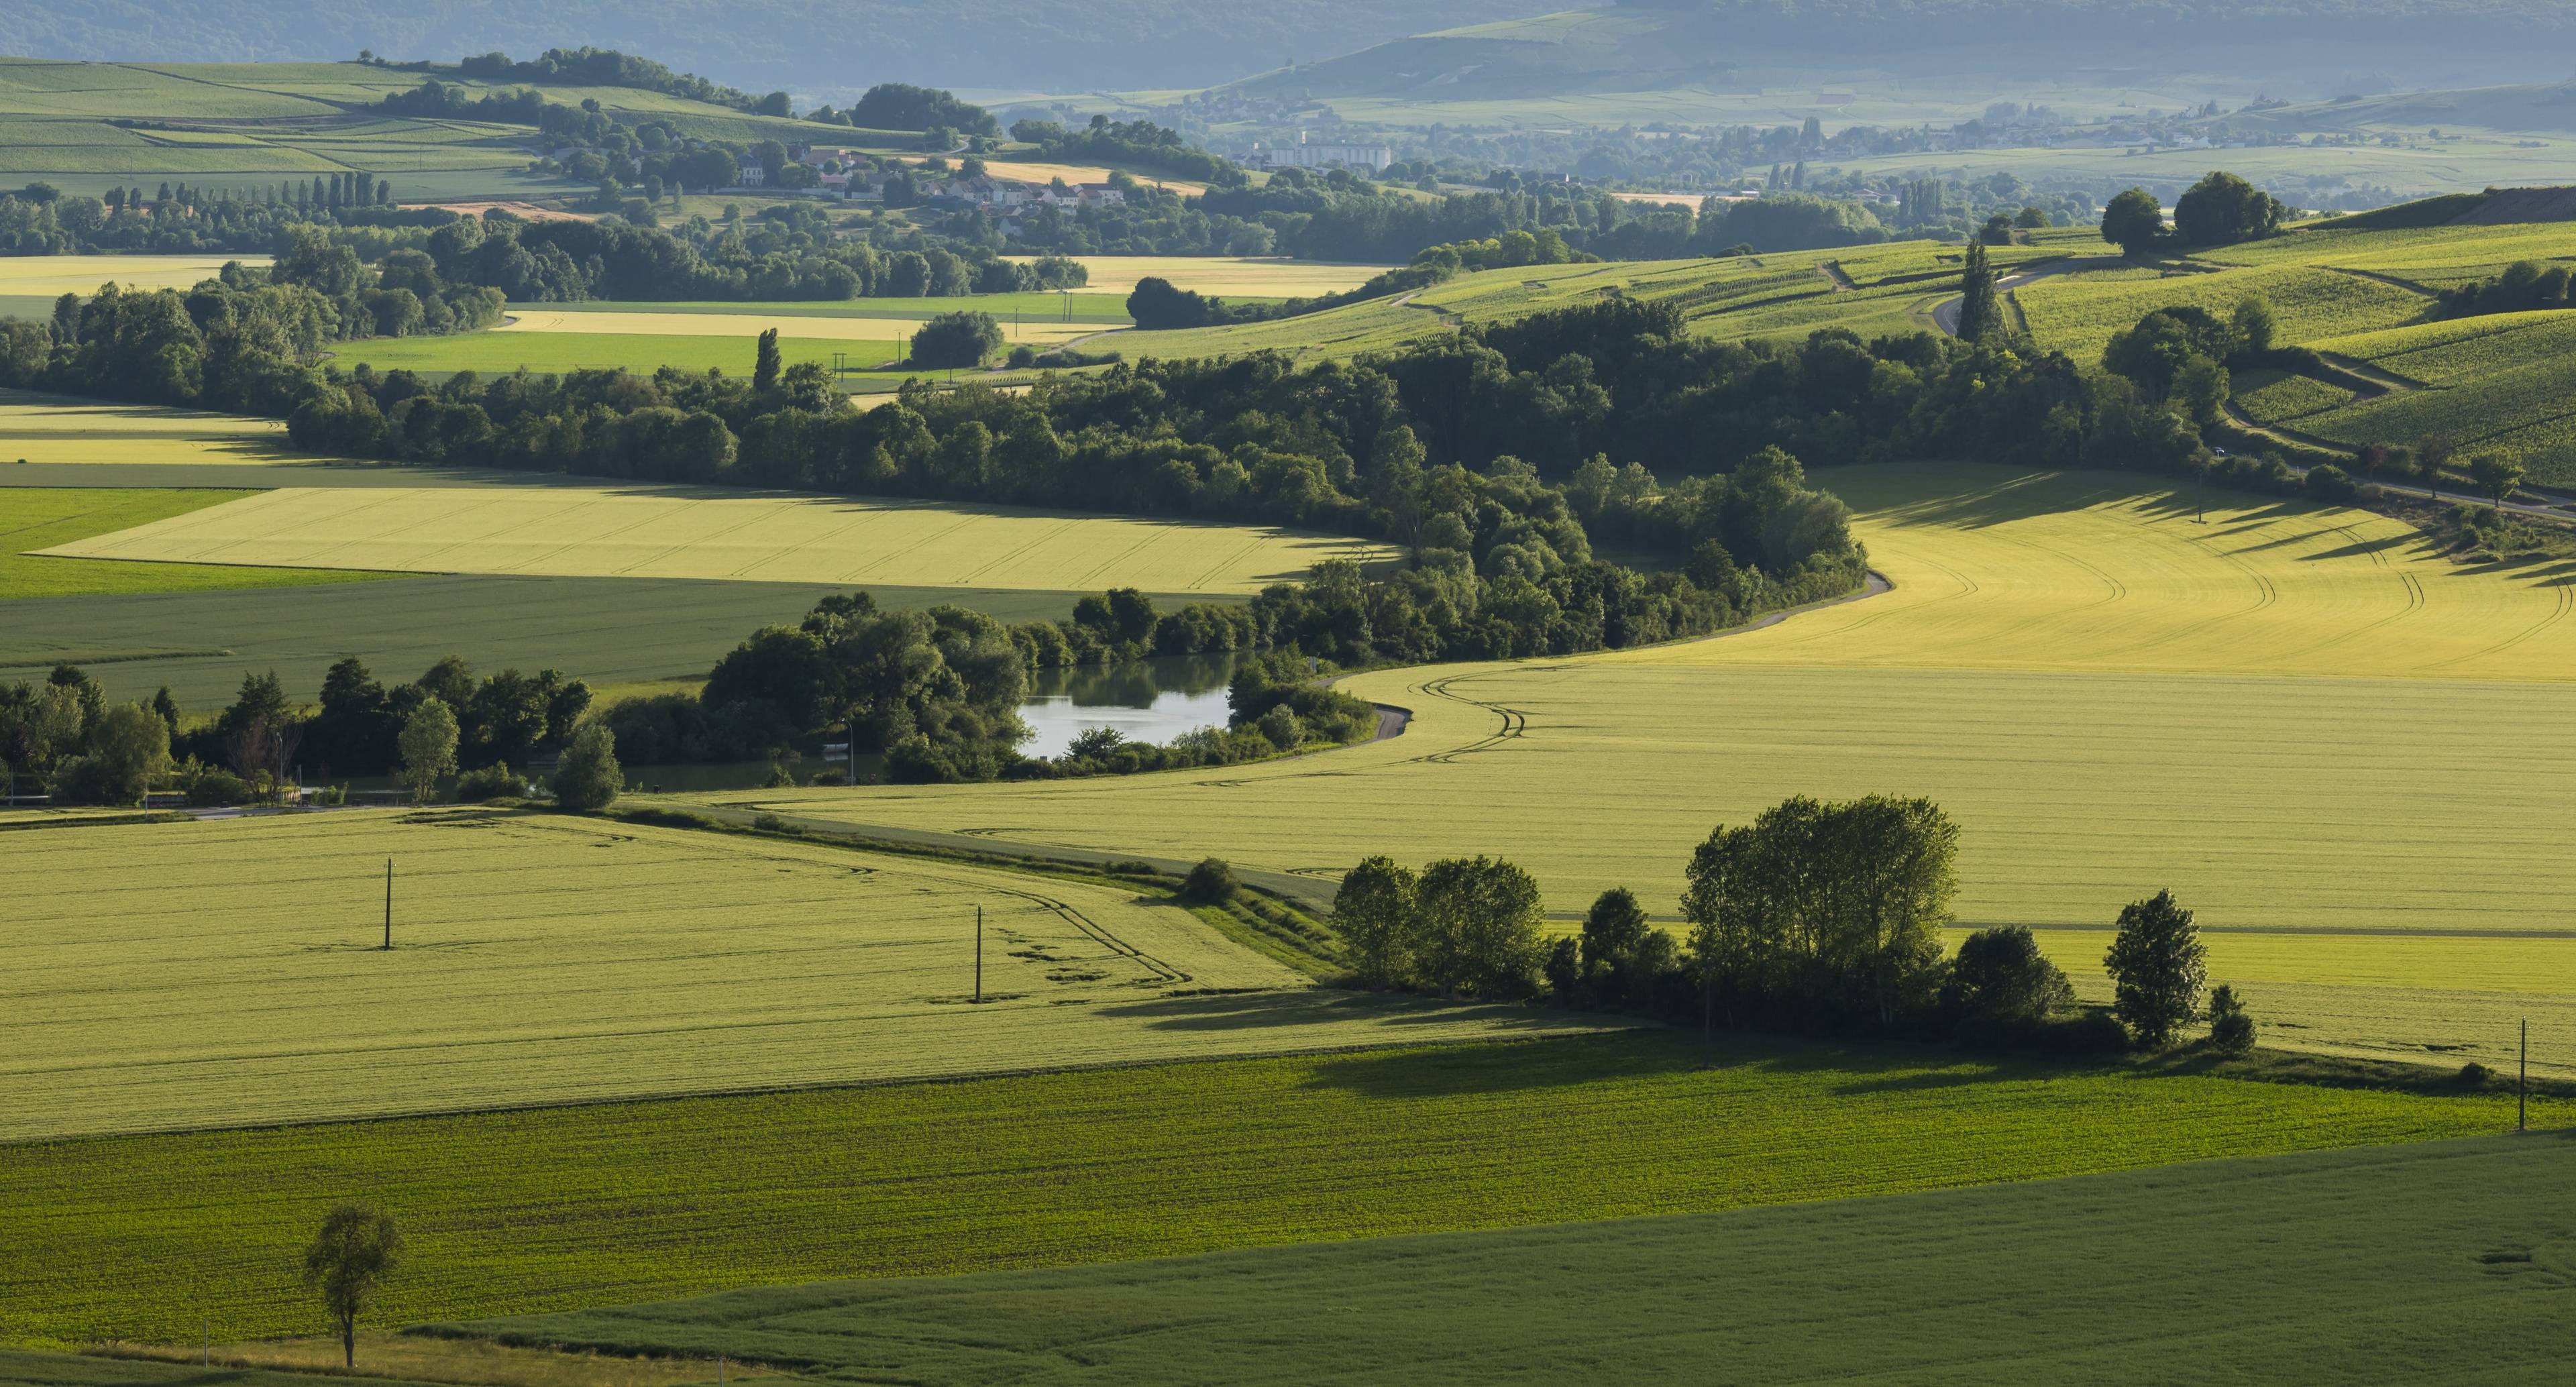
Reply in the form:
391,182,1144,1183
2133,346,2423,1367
1182,856,1238,902
453,763,525,802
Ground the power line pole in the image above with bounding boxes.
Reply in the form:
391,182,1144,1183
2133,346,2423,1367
974,905,984,1003
382,857,392,950
2519,1017,2528,1133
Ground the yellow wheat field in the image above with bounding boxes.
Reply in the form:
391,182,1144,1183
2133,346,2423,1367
1007,256,1399,298
0,810,1609,1141
496,308,1099,345
0,254,268,296
0,390,319,465
36,483,1401,593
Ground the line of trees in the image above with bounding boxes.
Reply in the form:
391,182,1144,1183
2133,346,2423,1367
1330,793,2255,1056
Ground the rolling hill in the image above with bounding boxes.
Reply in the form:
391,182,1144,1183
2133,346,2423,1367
0,0,1566,99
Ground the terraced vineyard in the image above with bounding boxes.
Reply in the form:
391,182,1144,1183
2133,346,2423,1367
0,809,1589,1141
2017,264,2429,363
683,463,2576,1072
40,483,1400,592
0,1029,2531,1345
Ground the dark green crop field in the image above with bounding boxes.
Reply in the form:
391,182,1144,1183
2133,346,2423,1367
441,1131,2576,1386
0,573,1148,708
1,1031,2542,1347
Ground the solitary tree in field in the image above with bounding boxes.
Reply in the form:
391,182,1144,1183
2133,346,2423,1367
552,722,622,812
1954,241,2001,343
2101,187,2166,256
303,1202,404,1368
2466,451,2526,510
753,327,782,392
2104,889,2206,1048
396,700,458,805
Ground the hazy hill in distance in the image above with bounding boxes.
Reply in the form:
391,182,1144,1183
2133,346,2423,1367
0,0,1564,97
1229,0,2576,123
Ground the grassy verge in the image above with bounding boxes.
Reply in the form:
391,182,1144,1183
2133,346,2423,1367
1,1028,2547,1347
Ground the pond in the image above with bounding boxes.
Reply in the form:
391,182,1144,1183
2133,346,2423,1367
615,651,1243,792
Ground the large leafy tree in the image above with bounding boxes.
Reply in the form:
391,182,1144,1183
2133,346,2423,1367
302,1202,405,1368
2104,889,2207,1047
2172,171,2286,248
2100,187,2166,256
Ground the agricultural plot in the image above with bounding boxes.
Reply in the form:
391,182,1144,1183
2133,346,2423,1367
325,331,908,382
687,464,2576,1061
0,808,1593,1143
2283,311,2576,481
1009,256,1398,297
0,256,266,297
494,307,1100,345
0,1029,2533,1345
2230,366,2355,425
537,294,1138,324
0,391,319,467
42,484,1399,593
1,575,1133,710
0,488,382,600
2016,264,2430,363
443,1134,2576,1387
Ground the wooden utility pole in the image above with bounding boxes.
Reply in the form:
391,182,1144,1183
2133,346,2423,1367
2519,1017,2528,1133
382,858,392,950
974,905,984,1003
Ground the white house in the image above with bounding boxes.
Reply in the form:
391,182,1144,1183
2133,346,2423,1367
1246,131,1393,172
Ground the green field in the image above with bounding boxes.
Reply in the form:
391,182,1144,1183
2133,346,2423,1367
438,1133,2576,1386
2017,264,2431,363
538,294,1140,325
0,1028,2538,1347
0,574,1146,709
0,488,383,599
0,808,1593,1141
685,464,2576,1070
327,332,912,384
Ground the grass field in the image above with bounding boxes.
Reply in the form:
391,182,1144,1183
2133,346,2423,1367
442,1133,2576,1386
0,392,327,467
0,808,1595,1142
494,308,1103,346
0,1028,2538,1347
675,464,2576,1066
0,575,1154,709
42,483,1399,592
0,489,383,600
536,294,1138,324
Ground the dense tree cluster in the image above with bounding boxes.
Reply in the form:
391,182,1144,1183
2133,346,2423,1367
1334,792,2248,1056
2435,259,2576,319
1009,116,1246,186
2101,171,2286,256
0,178,433,256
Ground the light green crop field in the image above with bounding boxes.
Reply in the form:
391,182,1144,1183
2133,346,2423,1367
682,464,2576,1068
0,1028,2539,1347
440,1133,2576,1387
42,482,1399,592
0,808,1599,1143
0,256,268,297
0,488,383,599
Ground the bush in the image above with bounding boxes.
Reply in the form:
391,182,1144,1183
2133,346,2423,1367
2302,463,2357,502
453,762,527,801
1943,926,2074,1023
2204,983,2256,1056
184,767,255,807
908,311,1004,368
1256,704,1303,750
553,723,623,812
1182,856,1238,902
2457,1061,2493,1087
